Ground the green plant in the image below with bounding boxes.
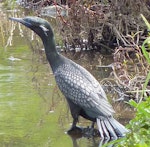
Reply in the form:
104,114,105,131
2,0,16,9
141,14,150,98
116,98,150,147
105,14,150,147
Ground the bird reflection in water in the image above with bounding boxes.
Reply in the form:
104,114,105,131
67,127,115,147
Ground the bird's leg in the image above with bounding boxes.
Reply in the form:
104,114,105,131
67,117,82,134
71,118,78,129
91,122,95,128
88,122,96,135
67,118,78,132
66,98,82,133
83,121,96,137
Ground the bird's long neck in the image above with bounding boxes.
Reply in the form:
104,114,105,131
42,36,61,72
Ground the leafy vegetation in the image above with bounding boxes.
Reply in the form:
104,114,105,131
2,0,16,9
107,15,150,147
115,98,150,147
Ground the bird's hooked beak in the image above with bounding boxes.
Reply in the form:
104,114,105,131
9,17,32,28
9,16,53,40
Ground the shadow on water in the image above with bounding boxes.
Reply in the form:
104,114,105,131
67,128,116,147
69,134,102,147
0,5,134,147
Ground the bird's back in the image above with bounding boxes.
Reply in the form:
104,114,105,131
54,55,115,119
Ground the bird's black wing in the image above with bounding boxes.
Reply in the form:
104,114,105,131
54,60,115,117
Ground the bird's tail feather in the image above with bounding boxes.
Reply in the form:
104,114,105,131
97,117,128,139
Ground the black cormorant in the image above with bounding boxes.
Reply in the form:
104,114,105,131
9,16,128,139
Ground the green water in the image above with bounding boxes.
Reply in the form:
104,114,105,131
0,8,103,147
1,14,67,147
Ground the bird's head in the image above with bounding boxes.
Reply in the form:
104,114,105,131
9,16,54,40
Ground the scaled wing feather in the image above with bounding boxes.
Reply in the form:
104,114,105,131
55,62,115,117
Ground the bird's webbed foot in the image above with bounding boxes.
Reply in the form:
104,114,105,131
67,119,82,134
83,122,100,137
67,126,83,134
